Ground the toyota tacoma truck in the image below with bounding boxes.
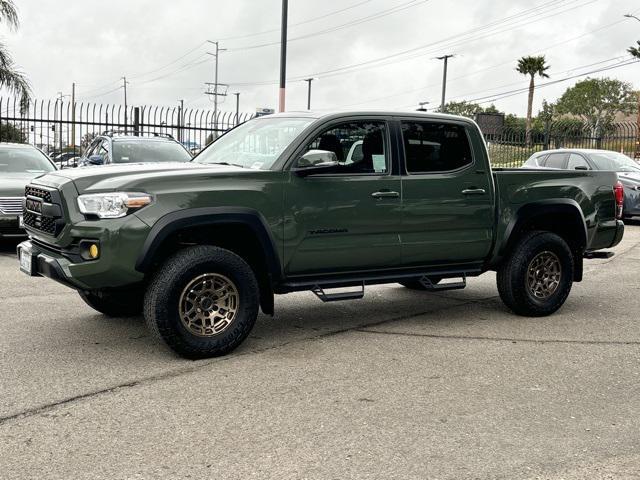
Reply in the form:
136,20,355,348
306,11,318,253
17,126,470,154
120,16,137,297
17,112,625,358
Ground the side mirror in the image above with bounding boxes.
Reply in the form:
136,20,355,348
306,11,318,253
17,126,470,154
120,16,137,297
293,150,339,176
574,165,589,171
88,154,105,165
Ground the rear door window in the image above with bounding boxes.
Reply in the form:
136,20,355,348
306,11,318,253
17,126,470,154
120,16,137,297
543,153,568,169
567,153,590,170
401,121,473,173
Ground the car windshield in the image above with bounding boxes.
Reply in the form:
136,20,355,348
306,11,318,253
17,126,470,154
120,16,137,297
0,147,55,175
589,152,640,172
112,140,192,163
194,117,314,169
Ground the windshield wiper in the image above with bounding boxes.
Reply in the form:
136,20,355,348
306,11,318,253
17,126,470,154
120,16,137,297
209,161,246,169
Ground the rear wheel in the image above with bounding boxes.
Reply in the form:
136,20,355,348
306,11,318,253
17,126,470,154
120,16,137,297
79,289,143,317
497,231,574,317
144,245,259,359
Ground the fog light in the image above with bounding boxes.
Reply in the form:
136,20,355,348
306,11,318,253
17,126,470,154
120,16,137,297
79,240,101,260
89,244,99,259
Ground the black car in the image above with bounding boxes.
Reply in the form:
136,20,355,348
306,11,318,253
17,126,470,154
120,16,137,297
524,148,640,219
77,132,192,167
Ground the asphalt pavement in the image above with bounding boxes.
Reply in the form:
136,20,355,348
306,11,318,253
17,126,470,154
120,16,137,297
0,226,639,480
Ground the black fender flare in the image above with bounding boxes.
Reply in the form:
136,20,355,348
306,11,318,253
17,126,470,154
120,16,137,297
135,207,282,282
499,199,587,281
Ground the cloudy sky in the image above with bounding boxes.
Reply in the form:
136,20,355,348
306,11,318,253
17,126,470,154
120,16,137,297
3,0,640,117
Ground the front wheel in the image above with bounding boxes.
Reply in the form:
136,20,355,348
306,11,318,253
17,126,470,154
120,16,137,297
144,245,260,359
497,231,574,317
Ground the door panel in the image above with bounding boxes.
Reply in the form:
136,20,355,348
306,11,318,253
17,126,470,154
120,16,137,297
399,120,494,266
283,119,402,276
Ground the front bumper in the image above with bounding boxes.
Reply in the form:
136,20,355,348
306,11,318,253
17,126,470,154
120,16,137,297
0,215,25,238
18,239,84,289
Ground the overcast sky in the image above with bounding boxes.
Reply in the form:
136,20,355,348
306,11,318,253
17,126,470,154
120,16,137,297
3,0,640,117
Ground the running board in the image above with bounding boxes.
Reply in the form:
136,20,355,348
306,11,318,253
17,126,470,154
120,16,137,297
584,251,614,259
312,283,365,302
419,275,467,291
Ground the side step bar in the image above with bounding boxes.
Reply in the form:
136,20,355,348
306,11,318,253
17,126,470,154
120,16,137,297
312,283,365,302
419,275,467,291
584,251,615,259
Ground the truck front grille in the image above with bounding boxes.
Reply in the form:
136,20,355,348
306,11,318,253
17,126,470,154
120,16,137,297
23,185,65,236
0,197,24,215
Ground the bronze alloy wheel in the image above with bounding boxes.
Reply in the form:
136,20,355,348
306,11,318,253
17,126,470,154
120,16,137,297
179,273,239,337
526,251,562,299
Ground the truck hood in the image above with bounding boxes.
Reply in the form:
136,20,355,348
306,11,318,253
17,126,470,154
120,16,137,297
1,172,49,196
40,162,247,193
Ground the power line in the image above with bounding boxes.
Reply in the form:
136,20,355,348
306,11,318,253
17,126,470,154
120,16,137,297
226,0,594,86
229,0,431,52
217,0,375,41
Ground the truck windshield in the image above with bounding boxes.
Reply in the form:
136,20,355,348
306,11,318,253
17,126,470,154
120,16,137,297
194,117,314,170
590,152,640,172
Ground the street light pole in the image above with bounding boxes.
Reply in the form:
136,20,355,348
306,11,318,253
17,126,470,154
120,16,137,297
279,0,288,112
304,78,315,110
436,54,454,112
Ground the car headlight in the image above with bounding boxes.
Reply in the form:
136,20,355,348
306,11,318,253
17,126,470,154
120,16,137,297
77,192,153,219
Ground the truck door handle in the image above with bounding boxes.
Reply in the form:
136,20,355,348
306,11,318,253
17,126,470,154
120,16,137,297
461,188,486,195
371,190,400,199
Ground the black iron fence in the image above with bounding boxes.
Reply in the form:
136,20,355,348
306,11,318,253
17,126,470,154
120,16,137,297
0,97,254,161
482,120,640,168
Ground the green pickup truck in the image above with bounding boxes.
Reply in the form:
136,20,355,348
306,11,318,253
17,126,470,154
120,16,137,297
18,112,625,358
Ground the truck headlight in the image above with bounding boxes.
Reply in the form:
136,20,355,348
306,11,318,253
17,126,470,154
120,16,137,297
77,192,153,219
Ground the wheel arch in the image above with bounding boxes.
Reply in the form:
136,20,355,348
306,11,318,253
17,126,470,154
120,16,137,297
499,199,587,281
136,207,281,315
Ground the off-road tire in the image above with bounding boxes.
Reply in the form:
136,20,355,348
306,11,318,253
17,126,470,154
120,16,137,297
497,231,574,317
79,289,144,317
144,245,259,359
399,277,443,290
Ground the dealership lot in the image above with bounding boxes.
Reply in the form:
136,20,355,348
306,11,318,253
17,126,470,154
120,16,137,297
0,227,639,480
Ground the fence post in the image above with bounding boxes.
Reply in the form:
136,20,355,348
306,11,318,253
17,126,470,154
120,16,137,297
543,120,550,151
133,107,140,136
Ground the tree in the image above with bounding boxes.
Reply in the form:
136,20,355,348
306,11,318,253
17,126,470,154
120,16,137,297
0,121,24,142
516,55,550,145
0,1,30,110
629,41,640,59
437,101,501,118
555,77,637,133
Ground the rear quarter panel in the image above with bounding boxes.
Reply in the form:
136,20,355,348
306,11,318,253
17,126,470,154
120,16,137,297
493,168,619,253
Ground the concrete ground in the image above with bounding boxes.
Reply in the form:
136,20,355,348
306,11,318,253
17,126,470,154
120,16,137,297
0,226,639,480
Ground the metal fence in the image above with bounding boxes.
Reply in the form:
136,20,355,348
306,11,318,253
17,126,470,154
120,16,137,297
0,97,254,160
482,121,640,168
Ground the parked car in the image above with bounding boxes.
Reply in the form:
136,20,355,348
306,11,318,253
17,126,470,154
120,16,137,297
77,132,192,167
18,111,623,358
0,143,57,238
52,151,80,168
524,149,640,218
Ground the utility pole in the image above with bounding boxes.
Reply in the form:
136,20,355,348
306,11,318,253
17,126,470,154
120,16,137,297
436,55,454,112
279,0,288,112
304,78,316,110
234,92,240,125
122,76,129,131
71,82,76,152
627,14,640,158
205,41,227,134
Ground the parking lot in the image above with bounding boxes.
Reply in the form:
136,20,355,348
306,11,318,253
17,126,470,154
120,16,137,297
0,226,639,479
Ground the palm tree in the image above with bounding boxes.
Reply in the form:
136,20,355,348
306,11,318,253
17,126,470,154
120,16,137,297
516,55,550,145
0,0,30,110
630,41,640,59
